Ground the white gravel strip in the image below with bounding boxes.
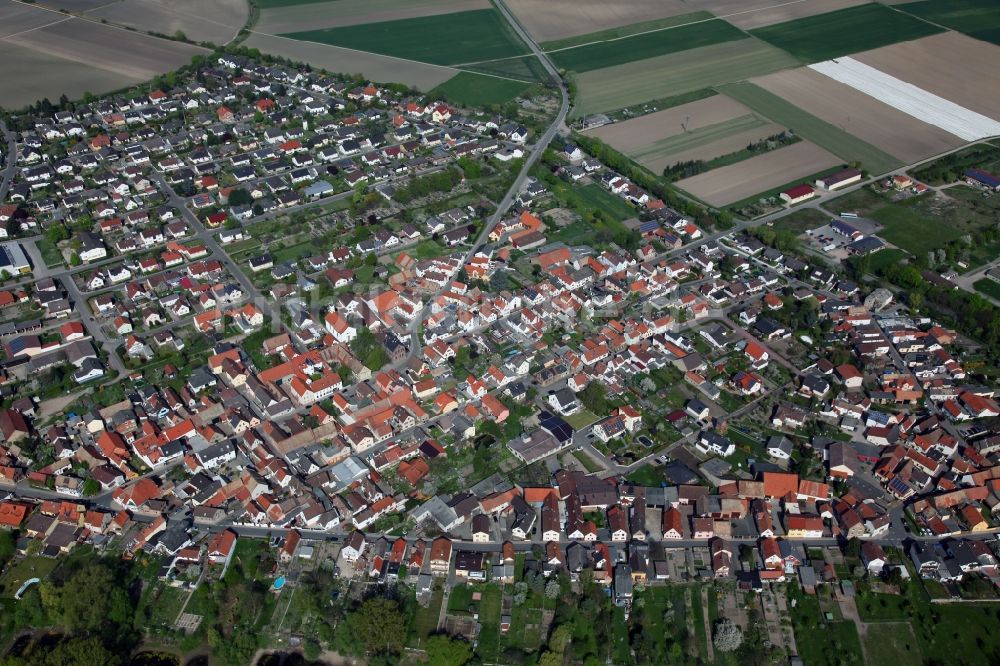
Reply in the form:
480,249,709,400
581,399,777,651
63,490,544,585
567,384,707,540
809,56,1000,142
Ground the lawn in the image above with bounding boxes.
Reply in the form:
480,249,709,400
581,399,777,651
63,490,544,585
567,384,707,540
864,248,909,272
410,586,444,647
897,0,1000,45
564,408,599,430
430,72,532,107
862,622,919,666
870,204,962,256
625,464,664,486
448,583,474,613
0,556,58,597
788,586,865,666
34,237,64,268
975,279,1000,301
718,82,902,174
772,208,830,234
475,585,503,663
855,592,910,621
283,9,529,66
750,3,943,63
550,18,745,73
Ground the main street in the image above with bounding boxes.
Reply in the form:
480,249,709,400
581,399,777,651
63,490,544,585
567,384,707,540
404,0,570,363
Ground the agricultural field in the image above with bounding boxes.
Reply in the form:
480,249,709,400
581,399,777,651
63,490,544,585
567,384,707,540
572,38,798,117
0,6,207,110
749,3,943,63
0,41,140,110
586,95,785,172
505,0,694,43
753,67,966,163
725,0,870,29
853,32,1000,120
540,11,714,51
84,0,248,45
549,18,745,73
810,57,1000,142
430,72,532,107
897,0,1000,45
2,17,206,81
255,0,488,35
675,140,841,206
242,32,457,90
460,54,548,83
281,9,528,66
719,82,902,174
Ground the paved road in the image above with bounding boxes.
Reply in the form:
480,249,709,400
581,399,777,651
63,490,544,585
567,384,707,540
0,120,16,204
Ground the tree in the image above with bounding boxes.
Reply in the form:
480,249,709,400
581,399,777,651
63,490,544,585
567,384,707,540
425,635,472,666
545,579,561,599
227,188,252,206
713,618,744,652
579,381,608,415
82,478,101,497
348,597,408,657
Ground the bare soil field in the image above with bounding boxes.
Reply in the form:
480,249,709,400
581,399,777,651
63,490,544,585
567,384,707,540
86,0,249,46
505,0,692,43
35,0,110,10
2,18,207,81
586,96,755,153
242,32,457,90
573,38,798,116
676,140,841,206
0,41,140,110
0,0,66,39
256,0,488,35
853,32,1000,120
724,0,869,29
754,66,965,163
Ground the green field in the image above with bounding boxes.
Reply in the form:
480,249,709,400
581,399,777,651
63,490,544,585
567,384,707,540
283,9,528,66
718,82,902,174
562,183,636,222
871,206,962,255
573,38,799,117
550,18,746,73
750,3,943,62
541,11,715,51
461,54,549,83
830,185,999,258
475,585,503,663
628,113,771,168
898,0,1000,45
865,248,909,272
772,208,830,234
430,72,532,107
975,279,1000,301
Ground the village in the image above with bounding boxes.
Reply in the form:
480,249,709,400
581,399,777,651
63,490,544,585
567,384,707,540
0,46,999,666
